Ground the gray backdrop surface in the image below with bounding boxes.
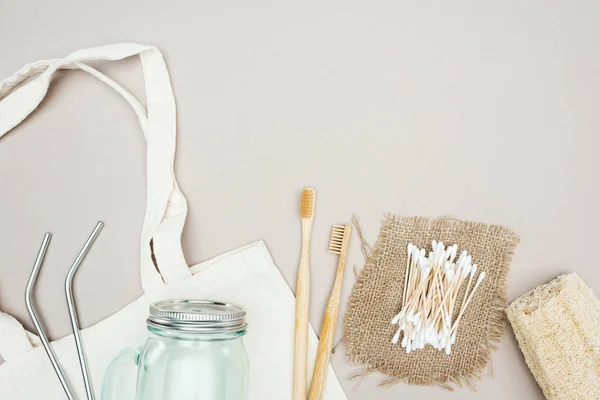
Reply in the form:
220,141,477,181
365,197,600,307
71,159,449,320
2,1,600,398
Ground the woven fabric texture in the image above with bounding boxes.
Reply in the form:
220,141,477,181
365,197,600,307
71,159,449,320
343,214,519,388
506,273,600,399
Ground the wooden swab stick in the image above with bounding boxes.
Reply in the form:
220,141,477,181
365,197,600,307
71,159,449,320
448,267,467,320
458,264,477,320
400,278,429,318
451,271,486,334
431,274,456,325
405,249,416,305
394,269,432,327
408,250,420,302
402,243,413,307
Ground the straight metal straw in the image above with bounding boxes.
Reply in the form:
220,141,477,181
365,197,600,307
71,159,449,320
65,221,104,400
26,233,76,400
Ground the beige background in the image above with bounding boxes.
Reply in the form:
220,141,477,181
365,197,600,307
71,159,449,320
1,1,599,398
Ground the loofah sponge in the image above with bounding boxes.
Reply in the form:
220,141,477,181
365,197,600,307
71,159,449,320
506,273,600,399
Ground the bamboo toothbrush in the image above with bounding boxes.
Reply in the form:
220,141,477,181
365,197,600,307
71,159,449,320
293,188,315,400
308,224,352,400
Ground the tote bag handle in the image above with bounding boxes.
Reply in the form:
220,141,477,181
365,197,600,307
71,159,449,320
0,44,191,293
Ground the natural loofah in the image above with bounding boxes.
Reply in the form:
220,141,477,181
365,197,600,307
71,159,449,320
507,273,600,399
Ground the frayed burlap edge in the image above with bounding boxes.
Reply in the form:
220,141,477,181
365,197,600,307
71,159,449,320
342,213,520,390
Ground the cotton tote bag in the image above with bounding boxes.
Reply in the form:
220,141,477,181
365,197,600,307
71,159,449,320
0,43,347,400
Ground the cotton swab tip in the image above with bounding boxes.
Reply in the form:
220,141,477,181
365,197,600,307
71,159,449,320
463,264,472,276
436,242,444,253
412,247,420,261
445,343,452,355
412,311,422,323
477,271,486,285
392,328,401,344
437,252,446,265
449,245,457,262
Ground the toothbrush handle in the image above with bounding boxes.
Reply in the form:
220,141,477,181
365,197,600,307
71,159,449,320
293,220,312,400
308,249,348,400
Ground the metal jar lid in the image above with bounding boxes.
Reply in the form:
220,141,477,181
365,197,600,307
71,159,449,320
147,300,247,334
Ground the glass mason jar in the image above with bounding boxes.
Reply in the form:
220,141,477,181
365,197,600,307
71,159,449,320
101,300,248,400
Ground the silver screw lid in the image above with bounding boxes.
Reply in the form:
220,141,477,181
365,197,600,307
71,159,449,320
147,300,247,334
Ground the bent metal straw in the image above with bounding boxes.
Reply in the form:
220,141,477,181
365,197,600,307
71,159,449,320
390,241,485,355
26,222,104,400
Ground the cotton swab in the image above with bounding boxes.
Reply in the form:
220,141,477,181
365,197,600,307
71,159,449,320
458,264,477,316
391,242,485,356
451,271,486,335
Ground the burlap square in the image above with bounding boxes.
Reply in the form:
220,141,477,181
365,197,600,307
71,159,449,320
343,214,520,389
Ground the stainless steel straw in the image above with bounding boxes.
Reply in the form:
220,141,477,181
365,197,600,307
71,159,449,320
26,221,104,400
65,221,104,400
26,232,76,400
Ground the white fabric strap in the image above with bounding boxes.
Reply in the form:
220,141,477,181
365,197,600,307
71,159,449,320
0,44,191,291
0,312,39,362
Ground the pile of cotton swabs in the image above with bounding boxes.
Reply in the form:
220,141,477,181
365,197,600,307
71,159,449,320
391,241,486,355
